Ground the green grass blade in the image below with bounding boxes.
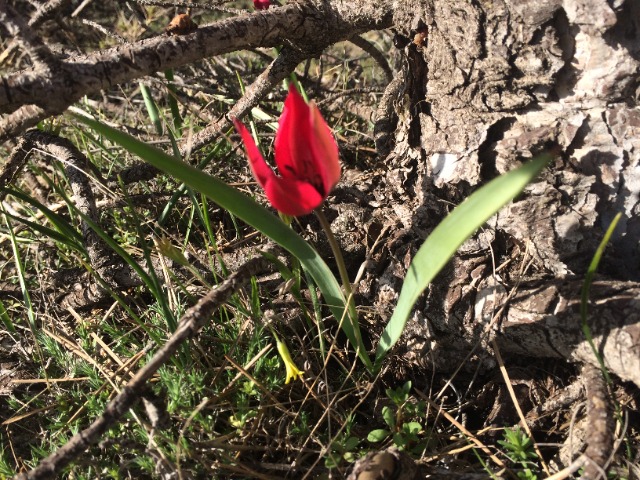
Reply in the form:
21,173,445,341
374,154,551,368
70,112,373,370
122,187,177,332
4,187,84,246
2,211,36,329
2,210,83,251
140,82,163,135
0,298,16,334
157,143,225,226
164,69,183,134
580,211,622,380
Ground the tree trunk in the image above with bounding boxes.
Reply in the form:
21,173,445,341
352,0,640,387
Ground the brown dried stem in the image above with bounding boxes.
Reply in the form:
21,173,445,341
579,363,614,480
12,254,271,480
0,137,32,201
184,45,310,155
348,35,394,83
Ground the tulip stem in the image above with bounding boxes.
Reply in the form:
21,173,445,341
315,207,355,307
315,208,366,360
315,208,365,357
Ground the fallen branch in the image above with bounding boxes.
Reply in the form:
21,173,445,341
12,254,271,480
0,1,393,144
580,363,614,480
423,268,640,388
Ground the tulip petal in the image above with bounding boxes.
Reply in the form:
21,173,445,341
274,85,311,178
253,0,270,9
263,175,324,217
234,86,341,217
234,118,324,216
274,85,337,197
233,119,273,190
309,102,341,195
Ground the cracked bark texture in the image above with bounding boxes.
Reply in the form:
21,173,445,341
351,0,640,388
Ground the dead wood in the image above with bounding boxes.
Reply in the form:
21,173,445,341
0,137,30,199
407,267,640,387
0,1,393,144
12,254,272,480
184,44,311,155
580,363,614,480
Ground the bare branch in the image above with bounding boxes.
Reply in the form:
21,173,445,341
12,254,271,480
185,45,309,155
349,35,394,83
0,1,59,69
0,104,48,143
0,137,32,201
0,1,393,144
580,363,614,480
105,45,311,186
27,0,71,27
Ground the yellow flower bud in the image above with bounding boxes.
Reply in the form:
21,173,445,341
276,340,304,384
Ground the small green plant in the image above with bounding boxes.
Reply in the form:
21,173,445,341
0,444,16,477
497,427,539,480
325,415,361,469
367,381,429,454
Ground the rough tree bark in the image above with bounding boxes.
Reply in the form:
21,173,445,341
351,0,640,388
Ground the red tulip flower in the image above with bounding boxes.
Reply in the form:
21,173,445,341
234,85,341,217
253,0,270,10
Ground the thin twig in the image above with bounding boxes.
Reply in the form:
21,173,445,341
492,338,551,476
28,0,70,27
348,35,394,83
133,0,243,15
184,45,310,156
0,0,70,66
107,46,311,187
12,254,271,480
0,2,393,144
373,68,404,157
81,19,128,43
0,137,32,201
0,0,59,69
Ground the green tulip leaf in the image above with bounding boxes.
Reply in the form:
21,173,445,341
70,111,373,370
375,154,550,369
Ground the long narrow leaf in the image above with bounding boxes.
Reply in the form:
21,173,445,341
70,111,373,370
4,187,84,245
580,211,622,382
0,295,16,334
2,212,36,329
140,83,163,135
164,69,183,134
375,154,551,368
1,209,84,252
